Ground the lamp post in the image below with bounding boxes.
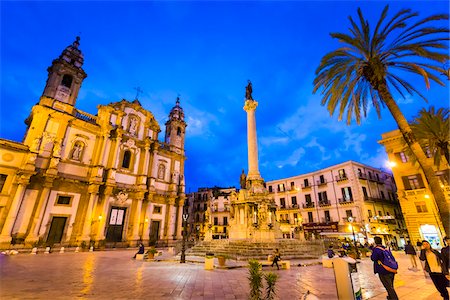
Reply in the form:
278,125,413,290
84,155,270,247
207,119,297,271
348,217,360,259
180,213,188,263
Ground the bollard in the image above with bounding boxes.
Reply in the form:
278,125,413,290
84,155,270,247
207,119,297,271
89,246,94,252
59,247,65,253
75,246,80,253
44,247,51,254
31,247,38,255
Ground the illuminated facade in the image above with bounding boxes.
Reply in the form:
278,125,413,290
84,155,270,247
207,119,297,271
379,129,449,249
266,161,407,246
0,37,186,249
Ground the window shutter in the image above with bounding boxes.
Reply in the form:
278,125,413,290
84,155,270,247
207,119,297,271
402,176,411,190
417,174,425,188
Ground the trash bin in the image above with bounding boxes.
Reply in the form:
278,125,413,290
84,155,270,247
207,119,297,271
332,257,362,300
204,253,214,270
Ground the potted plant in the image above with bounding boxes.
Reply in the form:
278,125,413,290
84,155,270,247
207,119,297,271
146,247,158,259
215,253,230,267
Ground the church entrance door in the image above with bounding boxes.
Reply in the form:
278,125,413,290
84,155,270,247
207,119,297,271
149,221,160,246
106,207,126,243
46,216,67,246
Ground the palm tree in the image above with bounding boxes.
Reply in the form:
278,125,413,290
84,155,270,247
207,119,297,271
313,5,450,235
411,106,449,168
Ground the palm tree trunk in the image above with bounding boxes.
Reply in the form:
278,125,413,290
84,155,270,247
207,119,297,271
378,83,449,237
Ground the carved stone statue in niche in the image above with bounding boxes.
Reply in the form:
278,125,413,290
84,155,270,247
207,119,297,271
129,116,138,135
157,164,165,180
72,142,83,160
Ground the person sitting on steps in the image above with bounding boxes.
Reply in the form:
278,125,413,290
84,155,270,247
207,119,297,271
133,242,145,259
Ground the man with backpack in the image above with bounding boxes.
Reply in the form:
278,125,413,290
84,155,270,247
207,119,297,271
371,236,399,300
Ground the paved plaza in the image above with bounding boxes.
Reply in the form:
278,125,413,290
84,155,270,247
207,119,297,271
0,249,444,299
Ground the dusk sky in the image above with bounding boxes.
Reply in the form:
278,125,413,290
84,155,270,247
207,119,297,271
1,1,448,193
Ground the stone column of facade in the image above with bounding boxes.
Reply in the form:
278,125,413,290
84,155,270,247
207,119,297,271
111,134,123,170
80,184,99,241
101,138,112,166
131,198,143,242
0,176,30,244
244,100,262,181
24,178,54,244
95,186,114,240
173,201,182,240
142,194,154,242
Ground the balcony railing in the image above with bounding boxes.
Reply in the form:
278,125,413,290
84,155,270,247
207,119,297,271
316,180,327,186
318,201,332,207
335,175,348,181
364,196,388,202
302,202,315,208
74,109,97,124
338,198,354,204
301,184,311,189
279,204,300,210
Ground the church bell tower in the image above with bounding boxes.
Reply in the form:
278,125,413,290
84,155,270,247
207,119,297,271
164,97,187,150
41,36,87,108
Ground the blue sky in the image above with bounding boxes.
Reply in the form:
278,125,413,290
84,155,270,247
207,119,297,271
1,1,448,193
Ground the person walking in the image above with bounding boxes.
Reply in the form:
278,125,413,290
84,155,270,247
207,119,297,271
419,240,449,300
405,240,418,271
371,236,399,300
442,236,449,273
271,248,281,270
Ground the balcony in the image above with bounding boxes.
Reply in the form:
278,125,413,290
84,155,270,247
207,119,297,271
316,180,327,186
342,217,358,222
335,175,348,182
301,184,312,190
302,202,315,209
364,196,388,203
358,173,368,180
279,204,300,210
318,201,332,207
338,198,354,205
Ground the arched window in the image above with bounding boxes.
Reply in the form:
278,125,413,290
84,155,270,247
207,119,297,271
122,150,131,169
61,74,73,88
177,127,181,136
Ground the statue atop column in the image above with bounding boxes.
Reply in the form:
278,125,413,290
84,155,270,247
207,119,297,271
240,169,247,189
245,80,253,100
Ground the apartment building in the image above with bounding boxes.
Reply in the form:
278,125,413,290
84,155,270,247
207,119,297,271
379,129,449,249
188,187,235,240
266,161,407,246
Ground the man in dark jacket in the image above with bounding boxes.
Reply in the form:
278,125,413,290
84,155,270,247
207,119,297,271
404,240,418,270
442,236,449,273
371,236,399,300
419,240,449,300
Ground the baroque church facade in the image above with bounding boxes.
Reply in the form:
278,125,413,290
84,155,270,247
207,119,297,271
0,37,187,249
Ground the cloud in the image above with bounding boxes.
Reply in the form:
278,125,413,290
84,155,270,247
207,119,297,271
273,147,306,168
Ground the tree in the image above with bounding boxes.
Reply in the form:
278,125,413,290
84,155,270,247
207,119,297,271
313,5,450,234
411,106,449,168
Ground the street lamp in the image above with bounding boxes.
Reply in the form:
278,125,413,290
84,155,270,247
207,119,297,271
180,213,189,263
347,217,360,259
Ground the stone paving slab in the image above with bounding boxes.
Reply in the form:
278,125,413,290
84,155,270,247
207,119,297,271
0,249,444,299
